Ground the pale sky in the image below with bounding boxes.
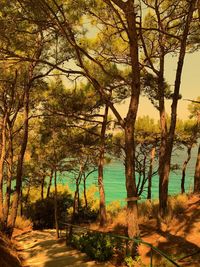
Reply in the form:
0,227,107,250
115,51,200,121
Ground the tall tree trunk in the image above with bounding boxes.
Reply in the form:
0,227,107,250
157,46,169,217
0,113,8,224
123,1,140,253
9,83,30,236
8,32,42,236
181,146,192,194
46,169,53,198
98,105,108,227
44,0,140,248
147,147,156,200
3,125,14,227
194,144,200,194
159,0,196,217
54,169,59,239
124,123,139,255
72,171,82,222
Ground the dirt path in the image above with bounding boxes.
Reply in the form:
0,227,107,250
15,230,114,267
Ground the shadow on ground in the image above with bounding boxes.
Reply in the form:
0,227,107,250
16,230,113,267
139,201,200,267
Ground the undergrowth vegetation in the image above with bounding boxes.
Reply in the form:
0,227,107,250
108,194,190,228
70,232,115,261
24,191,73,229
22,185,100,229
10,188,196,266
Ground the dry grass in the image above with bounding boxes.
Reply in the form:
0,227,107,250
168,194,188,214
107,201,122,222
108,194,191,228
13,216,32,231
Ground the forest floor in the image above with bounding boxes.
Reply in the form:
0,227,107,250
14,229,114,267
13,194,200,267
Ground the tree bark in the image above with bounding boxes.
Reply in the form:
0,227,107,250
157,36,169,217
0,113,8,224
181,146,192,194
42,0,140,248
19,189,23,217
9,81,30,236
98,105,108,227
3,125,14,226
54,169,59,239
123,1,140,252
194,144,200,194
158,0,197,217
72,170,82,222
46,169,53,198
147,147,156,200
83,173,88,208
138,155,147,196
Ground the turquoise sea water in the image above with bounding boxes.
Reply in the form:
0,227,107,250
64,145,198,205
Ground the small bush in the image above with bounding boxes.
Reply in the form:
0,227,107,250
138,200,153,223
113,208,127,227
107,201,121,216
169,194,188,215
124,255,144,267
70,234,82,250
24,184,72,203
24,191,73,229
74,206,98,223
81,185,99,211
71,232,114,261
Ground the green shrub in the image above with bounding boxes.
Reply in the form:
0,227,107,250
71,232,114,261
74,206,98,223
24,191,73,229
124,256,145,267
70,234,82,249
